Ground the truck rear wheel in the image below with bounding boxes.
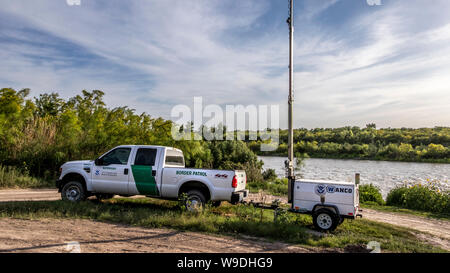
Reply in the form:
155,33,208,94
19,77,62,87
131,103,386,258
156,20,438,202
61,181,87,202
312,209,339,232
184,190,206,212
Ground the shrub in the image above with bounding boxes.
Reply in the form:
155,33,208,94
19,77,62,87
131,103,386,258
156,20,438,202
386,182,450,214
386,187,408,206
359,183,385,205
262,168,277,181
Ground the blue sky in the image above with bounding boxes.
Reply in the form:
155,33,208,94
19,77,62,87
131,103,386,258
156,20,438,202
0,0,449,129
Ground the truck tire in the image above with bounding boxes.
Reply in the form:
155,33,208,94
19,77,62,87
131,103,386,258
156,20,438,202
184,190,206,212
312,208,339,232
61,181,87,202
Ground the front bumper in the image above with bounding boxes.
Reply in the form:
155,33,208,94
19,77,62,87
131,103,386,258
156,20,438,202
231,189,249,204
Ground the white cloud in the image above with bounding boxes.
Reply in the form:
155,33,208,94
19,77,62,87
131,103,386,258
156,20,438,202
0,0,449,129
300,0,340,20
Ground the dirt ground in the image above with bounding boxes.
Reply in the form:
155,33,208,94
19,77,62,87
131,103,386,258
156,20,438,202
0,189,449,252
0,218,316,253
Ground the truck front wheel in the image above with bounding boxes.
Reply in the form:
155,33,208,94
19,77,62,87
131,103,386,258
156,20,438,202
312,209,339,232
184,190,206,212
61,181,87,202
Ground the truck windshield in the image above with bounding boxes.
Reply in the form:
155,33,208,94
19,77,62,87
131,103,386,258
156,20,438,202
165,149,184,167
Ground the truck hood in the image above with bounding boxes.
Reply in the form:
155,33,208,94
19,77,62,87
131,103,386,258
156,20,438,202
62,160,93,167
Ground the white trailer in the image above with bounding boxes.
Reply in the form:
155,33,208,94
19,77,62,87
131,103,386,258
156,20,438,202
290,179,361,231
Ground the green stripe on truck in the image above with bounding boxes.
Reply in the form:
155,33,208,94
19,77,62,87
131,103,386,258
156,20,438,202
131,165,159,196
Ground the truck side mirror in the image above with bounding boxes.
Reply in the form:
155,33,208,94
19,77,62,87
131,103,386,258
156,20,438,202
95,158,103,166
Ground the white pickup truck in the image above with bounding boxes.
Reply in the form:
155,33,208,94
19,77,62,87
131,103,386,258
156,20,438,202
56,145,248,210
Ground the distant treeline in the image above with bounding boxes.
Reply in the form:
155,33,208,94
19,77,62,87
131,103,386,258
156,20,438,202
247,126,450,163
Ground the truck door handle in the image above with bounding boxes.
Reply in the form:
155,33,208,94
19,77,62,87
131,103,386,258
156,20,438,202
152,170,156,176
124,168,129,175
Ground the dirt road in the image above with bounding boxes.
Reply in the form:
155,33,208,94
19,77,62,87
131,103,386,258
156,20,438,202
0,188,61,202
361,208,449,240
0,189,319,253
0,189,448,251
0,218,316,253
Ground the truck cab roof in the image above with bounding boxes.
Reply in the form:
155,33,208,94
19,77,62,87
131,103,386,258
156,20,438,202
115,145,182,153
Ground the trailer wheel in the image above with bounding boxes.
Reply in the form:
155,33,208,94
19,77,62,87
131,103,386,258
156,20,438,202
61,181,86,202
313,209,339,232
184,190,206,212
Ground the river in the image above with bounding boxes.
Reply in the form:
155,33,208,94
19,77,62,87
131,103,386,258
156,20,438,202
258,156,450,198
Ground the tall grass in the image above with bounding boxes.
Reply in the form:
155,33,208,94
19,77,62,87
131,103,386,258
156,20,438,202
0,165,52,188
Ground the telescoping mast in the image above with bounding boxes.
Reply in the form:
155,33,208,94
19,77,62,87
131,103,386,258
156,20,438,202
283,1,362,231
287,0,295,204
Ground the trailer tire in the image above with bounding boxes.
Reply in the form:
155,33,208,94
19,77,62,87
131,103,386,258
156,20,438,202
313,209,339,232
61,181,87,202
185,190,206,212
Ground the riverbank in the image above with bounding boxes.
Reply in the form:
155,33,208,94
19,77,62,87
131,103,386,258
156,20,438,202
249,127,450,164
255,152,450,164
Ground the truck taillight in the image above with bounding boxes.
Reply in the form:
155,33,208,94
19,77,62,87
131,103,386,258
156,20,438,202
232,175,238,188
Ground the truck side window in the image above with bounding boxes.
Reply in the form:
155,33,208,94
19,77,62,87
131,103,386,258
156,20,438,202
134,148,157,166
102,148,131,165
165,149,185,167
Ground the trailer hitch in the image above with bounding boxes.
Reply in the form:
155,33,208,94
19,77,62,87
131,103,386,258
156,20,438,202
243,200,280,210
